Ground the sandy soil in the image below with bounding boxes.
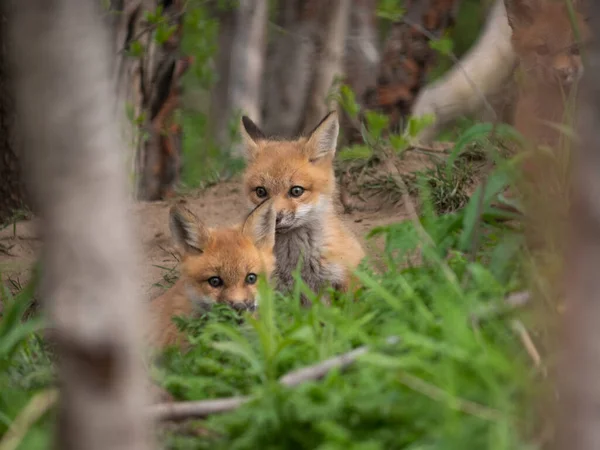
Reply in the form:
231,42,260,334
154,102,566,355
0,174,414,300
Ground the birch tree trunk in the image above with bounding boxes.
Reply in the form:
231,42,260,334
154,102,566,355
555,3,600,448
10,1,152,450
300,0,351,133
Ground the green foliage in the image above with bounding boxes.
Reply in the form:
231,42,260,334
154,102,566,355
376,0,406,22
152,167,531,448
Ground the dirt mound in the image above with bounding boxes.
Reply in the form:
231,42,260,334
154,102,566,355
0,176,410,300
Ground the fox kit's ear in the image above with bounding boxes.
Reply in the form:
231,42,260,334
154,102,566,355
169,205,210,255
242,199,276,251
306,110,339,161
241,116,266,160
504,0,539,29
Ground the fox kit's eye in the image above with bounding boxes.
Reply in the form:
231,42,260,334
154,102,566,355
208,276,223,288
289,186,305,198
245,273,257,284
255,187,268,198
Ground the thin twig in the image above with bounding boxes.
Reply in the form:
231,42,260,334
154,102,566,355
148,336,400,422
510,319,544,373
398,373,504,422
470,291,531,326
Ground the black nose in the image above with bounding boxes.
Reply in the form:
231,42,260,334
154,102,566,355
276,212,284,224
229,301,255,312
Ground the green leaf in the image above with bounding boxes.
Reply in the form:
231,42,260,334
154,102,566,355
429,37,454,56
127,40,144,58
338,145,373,161
365,111,389,141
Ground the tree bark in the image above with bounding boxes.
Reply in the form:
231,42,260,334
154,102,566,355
365,0,462,131
0,1,26,223
10,1,152,450
261,0,321,136
411,0,517,143
300,0,351,133
555,3,600,448
227,0,268,156
112,0,189,201
344,0,380,103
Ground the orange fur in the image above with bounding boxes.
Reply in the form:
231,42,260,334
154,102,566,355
240,112,365,301
147,201,276,349
506,0,589,150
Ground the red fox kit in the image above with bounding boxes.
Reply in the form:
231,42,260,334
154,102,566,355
505,0,589,148
240,111,365,301
147,199,277,348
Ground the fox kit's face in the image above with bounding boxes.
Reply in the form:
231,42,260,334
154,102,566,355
505,0,589,87
169,200,276,312
240,112,339,232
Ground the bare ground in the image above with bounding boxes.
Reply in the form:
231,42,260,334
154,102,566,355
0,171,418,300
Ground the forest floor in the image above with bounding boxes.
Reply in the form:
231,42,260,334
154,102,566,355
0,150,475,301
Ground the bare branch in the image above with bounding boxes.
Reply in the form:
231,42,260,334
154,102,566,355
149,336,400,422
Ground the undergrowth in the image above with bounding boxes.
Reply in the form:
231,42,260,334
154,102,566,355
0,114,537,450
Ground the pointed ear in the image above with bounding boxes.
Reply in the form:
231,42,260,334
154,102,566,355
242,199,276,251
504,0,538,29
169,205,210,255
240,116,266,160
306,111,339,161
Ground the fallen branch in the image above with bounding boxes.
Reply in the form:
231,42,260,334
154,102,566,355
149,289,530,423
148,336,400,422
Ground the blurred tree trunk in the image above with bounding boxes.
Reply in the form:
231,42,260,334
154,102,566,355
556,2,600,448
262,0,320,136
300,0,351,133
10,1,152,450
209,0,267,156
344,0,380,104
365,0,462,130
0,1,26,223
112,0,189,201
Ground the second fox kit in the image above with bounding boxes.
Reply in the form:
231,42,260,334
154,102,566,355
505,0,589,149
147,200,277,348
240,111,365,299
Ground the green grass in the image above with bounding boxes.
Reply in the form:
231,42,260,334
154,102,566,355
0,170,537,450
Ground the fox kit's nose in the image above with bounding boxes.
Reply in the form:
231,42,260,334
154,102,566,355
228,299,256,312
275,212,284,225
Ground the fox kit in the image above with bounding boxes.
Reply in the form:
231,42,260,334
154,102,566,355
505,0,589,148
147,200,277,348
240,111,365,301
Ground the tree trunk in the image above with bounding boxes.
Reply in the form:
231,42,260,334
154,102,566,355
300,0,351,133
411,0,517,143
555,3,600,448
261,0,321,137
10,1,152,450
227,0,268,156
365,0,462,131
112,0,189,201
344,0,380,104
0,1,26,223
